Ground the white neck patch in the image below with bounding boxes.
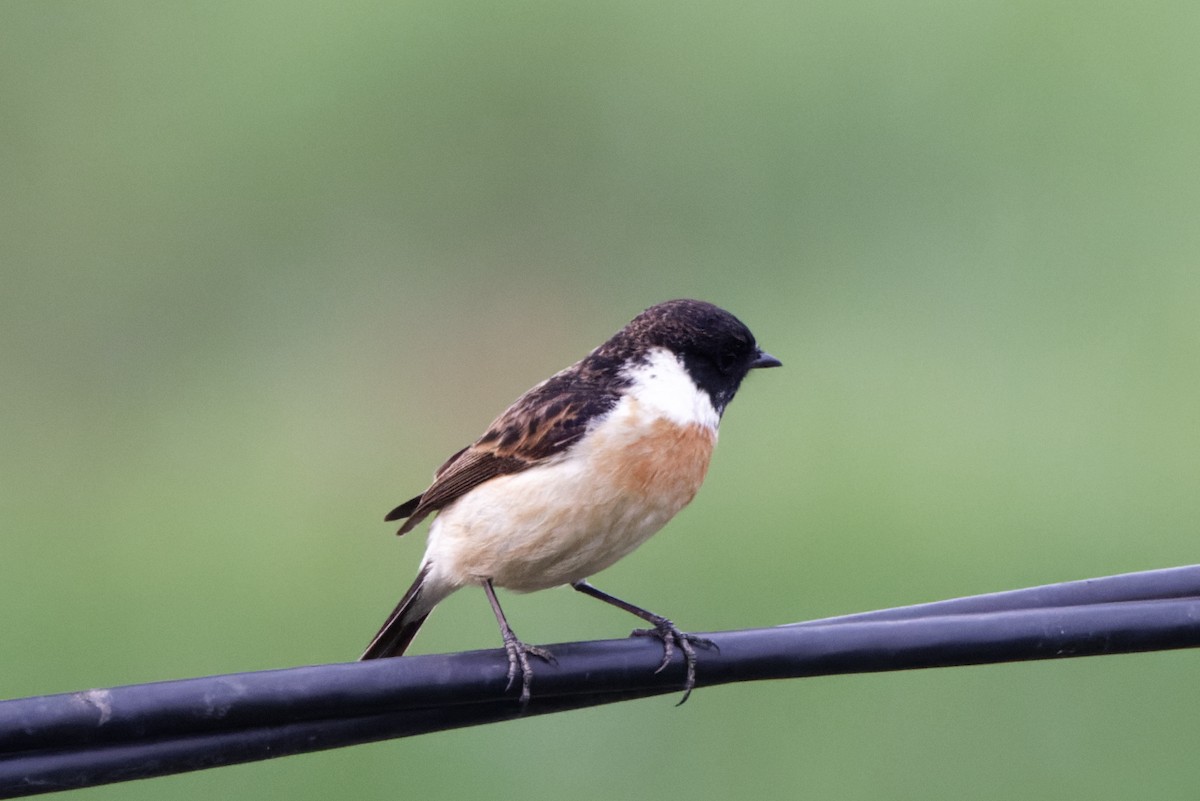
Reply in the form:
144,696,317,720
623,347,720,430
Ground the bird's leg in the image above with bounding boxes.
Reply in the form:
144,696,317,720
570,580,716,704
483,579,555,705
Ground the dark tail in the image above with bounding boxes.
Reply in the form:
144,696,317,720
360,563,432,660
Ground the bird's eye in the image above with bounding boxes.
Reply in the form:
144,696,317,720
715,350,737,373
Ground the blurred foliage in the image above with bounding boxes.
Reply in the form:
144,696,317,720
3,1,1200,799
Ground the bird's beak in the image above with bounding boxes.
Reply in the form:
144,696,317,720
750,349,782,369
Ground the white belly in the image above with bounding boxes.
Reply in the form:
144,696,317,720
424,393,717,593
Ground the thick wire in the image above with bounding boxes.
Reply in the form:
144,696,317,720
2,564,1199,798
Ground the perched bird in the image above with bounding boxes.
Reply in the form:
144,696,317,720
361,299,781,703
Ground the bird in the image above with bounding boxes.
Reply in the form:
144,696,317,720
360,299,781,704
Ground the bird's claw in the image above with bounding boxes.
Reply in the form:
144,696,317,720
631,619,716,705
501,634,556,705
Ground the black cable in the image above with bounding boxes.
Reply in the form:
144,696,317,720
2,565,1199,798
790,563,1200,625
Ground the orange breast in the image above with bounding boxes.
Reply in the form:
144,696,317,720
599,417,716,510
428,403,719,592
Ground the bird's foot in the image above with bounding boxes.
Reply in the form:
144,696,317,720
500,630,556,705
631,618,717,705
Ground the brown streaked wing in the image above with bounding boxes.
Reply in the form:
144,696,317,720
403,448,531,522
390,447,530,535
390,377,620,534
479,372,621,462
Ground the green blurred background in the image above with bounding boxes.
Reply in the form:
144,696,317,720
3,1,1199,798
